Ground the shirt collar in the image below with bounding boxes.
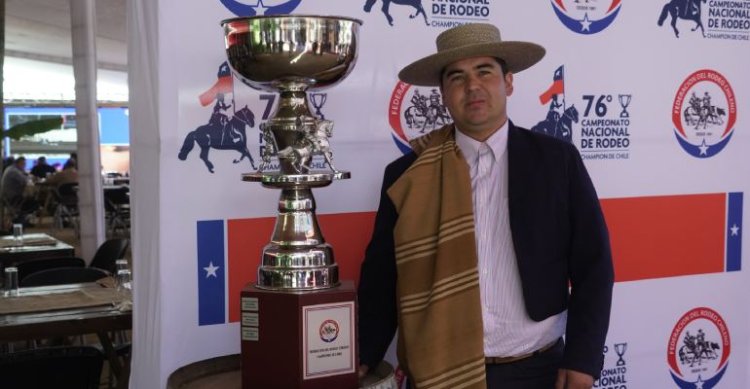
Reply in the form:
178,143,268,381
454,120,509,164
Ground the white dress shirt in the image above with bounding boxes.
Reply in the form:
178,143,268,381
454,121,566,357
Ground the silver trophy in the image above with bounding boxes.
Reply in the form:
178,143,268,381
222,15,361,291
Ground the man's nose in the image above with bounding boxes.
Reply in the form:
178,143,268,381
465,74,481,91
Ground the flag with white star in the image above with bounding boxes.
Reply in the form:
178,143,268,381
197,220,226,325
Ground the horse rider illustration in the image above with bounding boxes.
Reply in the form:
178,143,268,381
209,93,242,144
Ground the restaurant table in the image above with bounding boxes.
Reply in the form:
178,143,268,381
0,282,132,389
0,233,75,268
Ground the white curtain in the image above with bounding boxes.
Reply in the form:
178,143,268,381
127,0,161,387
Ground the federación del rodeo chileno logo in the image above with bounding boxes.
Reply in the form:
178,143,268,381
667,307,731,389
364,0,492,28
220,0,301,17
551,0,622,34
673,69,737,158
319,319,340,343
388,81,452,154
657,0,750,40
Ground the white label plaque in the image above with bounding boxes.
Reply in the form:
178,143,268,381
302,301,355,380
242,312,259,327
241,326,259,341
241,297,259,312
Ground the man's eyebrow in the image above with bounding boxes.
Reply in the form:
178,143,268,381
474,62,497,71
443,68,464,79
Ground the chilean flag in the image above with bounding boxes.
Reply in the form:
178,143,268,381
197,213,376,325
196,192,742,325
539,65,565,105
198,62,233,107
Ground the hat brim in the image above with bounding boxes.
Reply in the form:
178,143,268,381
398,41,545,86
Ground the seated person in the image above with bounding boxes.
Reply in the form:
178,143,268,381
1,157,39,225
45,160,79,188
30,156,57,179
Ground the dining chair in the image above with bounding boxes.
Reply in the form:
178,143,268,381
104,186,130,236
88,238,130,275
0,346,104,389
16,257,86,284
20,267,109,287
53,182,80,235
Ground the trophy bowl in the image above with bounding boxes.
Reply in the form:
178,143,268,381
222,15,362,92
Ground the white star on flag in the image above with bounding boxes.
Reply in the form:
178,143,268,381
730,224,740,236
580,13,593,32
204,261,220,278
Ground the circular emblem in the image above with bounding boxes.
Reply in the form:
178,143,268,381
319,319,339,343
673,69,737,158
388,81,452,154
551,0,622,35
667,307,730,388
219,0,301,17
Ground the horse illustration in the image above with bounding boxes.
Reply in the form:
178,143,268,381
531,105,579,143
404,99,451,133
178,106,256,173
658,0,707,38
364,0,429,26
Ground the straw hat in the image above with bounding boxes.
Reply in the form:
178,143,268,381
398,23,545,86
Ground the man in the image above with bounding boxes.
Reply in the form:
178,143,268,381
30,156,57,179
1,157,38,225
358,23,613,389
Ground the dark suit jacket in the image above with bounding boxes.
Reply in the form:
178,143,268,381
358,122,614,379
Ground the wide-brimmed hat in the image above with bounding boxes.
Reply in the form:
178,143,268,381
398,23,545,86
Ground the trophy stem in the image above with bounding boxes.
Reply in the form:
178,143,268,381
258,186,338,290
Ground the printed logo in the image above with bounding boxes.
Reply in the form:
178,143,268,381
551,0,622,34
672,69,737,158
219,0,301,17
532,65,577,143
179,62,334,173
667,307,730,389
533,65,632,160
319,319,340,343
657,0,750,40
597,341,629,388
178,62,258,173
364,0,491,28
388,81,452,154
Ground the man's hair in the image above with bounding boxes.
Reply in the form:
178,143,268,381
16,156,26,164
439,57,509,90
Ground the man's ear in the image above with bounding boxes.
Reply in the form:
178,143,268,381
505,72,514,97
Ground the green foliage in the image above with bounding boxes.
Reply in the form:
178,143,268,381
2,117,64,140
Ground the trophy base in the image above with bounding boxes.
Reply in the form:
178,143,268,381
243,171,351,188
240,280,358,389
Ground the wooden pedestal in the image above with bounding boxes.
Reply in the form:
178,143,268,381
240,280,358,389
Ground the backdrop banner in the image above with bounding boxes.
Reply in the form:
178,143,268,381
131,0,749,387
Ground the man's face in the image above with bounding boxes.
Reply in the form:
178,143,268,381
440,56,513,141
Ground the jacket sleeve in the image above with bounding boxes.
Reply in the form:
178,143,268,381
560,145,615,379
357,154,415,370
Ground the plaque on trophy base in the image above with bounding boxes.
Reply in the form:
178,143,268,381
240,281,358,389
